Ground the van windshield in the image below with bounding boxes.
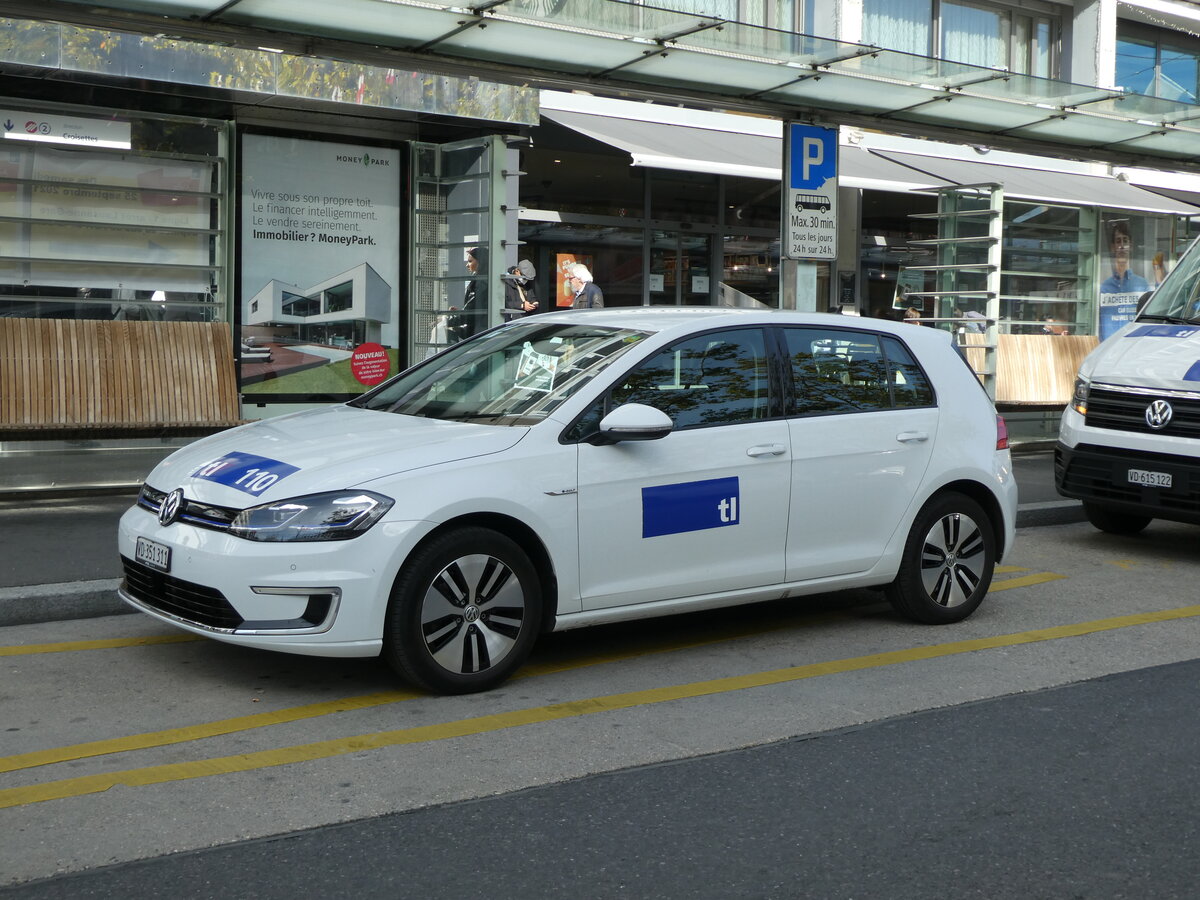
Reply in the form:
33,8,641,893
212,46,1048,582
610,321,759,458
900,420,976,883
350,321,649,425
1140,237,1200,323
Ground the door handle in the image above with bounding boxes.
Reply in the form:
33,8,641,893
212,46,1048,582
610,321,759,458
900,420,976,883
896,431,929,443
746,443,787,458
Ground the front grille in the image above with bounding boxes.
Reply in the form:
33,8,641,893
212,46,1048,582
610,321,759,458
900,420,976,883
1057,443,1200,517
138,484,239,533
121,556,243,629
1085,387,1200,438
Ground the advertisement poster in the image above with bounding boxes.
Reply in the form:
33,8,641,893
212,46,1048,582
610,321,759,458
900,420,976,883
1098,214,1159,341
555,252,593,308
240,134,400,395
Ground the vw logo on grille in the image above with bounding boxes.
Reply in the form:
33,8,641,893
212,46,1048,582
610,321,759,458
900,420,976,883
1145,399,1174,430
159,488,184,526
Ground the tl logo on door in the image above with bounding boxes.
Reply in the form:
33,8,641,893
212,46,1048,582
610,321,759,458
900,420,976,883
642,477,740,538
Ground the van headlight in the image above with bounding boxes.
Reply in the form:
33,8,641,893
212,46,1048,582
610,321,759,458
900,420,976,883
1071,377,1090,415
229,491,393,542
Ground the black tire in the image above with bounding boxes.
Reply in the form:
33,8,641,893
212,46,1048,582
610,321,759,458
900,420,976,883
886,492,996,625
383,527,541,694
1083,501,1151,536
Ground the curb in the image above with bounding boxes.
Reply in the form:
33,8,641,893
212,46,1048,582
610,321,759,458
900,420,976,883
0,579,128,627
1015,500,1086,529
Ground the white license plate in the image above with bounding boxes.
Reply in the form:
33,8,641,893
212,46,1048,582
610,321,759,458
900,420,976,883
135,536,171,572
1127,468,1172,488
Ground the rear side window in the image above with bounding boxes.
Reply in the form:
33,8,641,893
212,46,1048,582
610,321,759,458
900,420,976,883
782,327,933,416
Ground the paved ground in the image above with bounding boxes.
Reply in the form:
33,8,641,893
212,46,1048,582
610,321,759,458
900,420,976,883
0,448,1075,627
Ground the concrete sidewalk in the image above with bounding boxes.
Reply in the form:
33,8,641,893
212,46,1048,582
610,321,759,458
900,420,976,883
0,448,1079,628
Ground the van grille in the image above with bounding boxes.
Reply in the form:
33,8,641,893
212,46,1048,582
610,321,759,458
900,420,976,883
1085,386,1200,438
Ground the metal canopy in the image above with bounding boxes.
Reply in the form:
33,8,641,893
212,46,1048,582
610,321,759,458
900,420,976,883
35,0,1200,172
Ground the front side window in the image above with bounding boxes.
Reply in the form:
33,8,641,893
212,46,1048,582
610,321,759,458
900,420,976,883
354,321,648,425
782,327,933,415
609,328,772,429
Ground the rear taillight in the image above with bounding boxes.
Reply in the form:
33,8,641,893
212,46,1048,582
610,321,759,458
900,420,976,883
996,414,1009,450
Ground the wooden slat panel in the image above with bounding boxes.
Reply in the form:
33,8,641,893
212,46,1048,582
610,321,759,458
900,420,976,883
0,319,241,431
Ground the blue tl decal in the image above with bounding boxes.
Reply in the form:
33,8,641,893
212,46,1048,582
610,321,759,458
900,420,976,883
642,477,740,538
1126,325,1200,338
190,451,299,496
1184,361,1200,382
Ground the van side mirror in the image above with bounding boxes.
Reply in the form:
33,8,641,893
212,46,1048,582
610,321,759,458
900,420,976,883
594,403,673,444
1136,290,1154,314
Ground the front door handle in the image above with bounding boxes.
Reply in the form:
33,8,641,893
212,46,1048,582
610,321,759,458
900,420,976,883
747,443,787,458
896,431,929,444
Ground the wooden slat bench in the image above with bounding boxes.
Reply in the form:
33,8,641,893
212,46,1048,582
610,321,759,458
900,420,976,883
0,318,243,438
961,333,1098,407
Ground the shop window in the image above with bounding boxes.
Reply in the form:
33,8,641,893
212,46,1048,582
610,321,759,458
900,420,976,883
1001,202,1094,336
0,112,224,323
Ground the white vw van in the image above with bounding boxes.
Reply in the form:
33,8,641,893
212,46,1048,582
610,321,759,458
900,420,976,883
1057,234,1200,534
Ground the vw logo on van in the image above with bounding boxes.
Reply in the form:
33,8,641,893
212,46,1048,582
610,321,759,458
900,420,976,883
158,488,184,526
1145,399,1174,430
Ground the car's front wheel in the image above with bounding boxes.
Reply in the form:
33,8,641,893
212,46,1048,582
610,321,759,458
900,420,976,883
383,527,542,694
1082,501,1151,536
886,492,996,624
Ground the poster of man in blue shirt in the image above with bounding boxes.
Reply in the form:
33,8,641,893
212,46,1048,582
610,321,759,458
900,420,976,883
1099,217,1151,340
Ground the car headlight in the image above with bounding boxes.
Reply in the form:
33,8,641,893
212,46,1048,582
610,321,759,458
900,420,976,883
1071,376,1089,416
229,491,394,542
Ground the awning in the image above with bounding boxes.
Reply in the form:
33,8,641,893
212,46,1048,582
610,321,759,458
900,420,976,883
871,150,1200,214
13,2,1200,173
542,102,952,192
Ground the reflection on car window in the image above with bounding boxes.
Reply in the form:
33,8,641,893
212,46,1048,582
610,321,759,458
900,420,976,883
783,327,933,415
611,328,771,429
352,322,648,425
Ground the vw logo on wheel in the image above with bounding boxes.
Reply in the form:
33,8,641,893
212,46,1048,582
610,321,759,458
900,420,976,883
158,488,184,526
1145,399,1174,430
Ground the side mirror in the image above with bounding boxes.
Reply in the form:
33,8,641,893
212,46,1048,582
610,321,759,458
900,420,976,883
1136,290,1154,315
596,403,673,443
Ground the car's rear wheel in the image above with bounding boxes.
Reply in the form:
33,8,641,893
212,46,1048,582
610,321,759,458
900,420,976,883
1082,501,1152,536
886,492,996,624
383,527,541,694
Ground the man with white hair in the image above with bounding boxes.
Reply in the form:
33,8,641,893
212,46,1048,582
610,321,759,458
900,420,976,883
567,263,604,309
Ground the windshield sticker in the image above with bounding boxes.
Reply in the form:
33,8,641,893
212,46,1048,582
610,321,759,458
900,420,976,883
189,452,300,496
1127,325,1200,339
642,477,740,538
514,343,559,392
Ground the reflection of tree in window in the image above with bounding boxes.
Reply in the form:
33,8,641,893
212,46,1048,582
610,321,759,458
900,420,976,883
613,331,768,428
786,329,891,415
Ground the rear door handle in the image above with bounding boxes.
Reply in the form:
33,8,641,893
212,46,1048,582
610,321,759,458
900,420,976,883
896,431,929,444
747,443,787,458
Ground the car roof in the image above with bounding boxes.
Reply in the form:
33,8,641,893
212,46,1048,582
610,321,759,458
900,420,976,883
530,306,947,345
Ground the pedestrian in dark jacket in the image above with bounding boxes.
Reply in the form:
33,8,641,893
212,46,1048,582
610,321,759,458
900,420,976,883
567,263,604,308
503,259,540,319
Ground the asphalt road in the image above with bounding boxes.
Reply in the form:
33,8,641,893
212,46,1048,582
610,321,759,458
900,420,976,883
4,659,1199,899
4,513,1200,896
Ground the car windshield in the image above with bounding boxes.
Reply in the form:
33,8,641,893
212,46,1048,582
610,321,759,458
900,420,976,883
351,321,650,425
1140,235,1200,323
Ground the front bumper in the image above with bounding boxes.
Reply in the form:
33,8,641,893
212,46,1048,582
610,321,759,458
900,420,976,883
117,504,425,657
1055,441,1200,526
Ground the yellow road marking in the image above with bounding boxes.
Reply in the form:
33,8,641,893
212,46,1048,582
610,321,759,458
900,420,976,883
995,565,1028,574
0,634,203,657
990,572,1067,591
0,570,1066,774
2,602,1197,810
